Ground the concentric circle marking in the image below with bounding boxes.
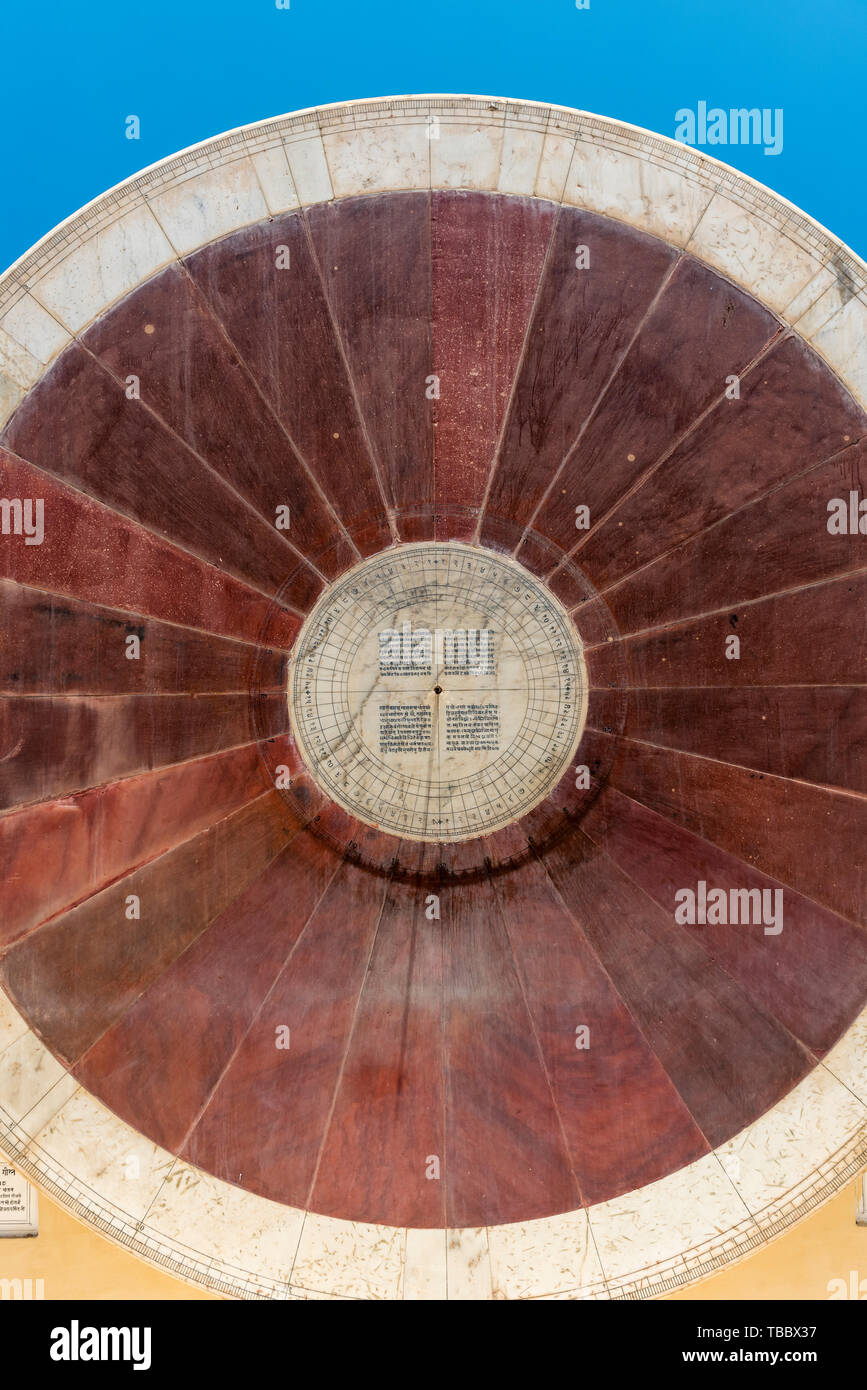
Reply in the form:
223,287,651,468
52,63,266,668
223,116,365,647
288,543,588,841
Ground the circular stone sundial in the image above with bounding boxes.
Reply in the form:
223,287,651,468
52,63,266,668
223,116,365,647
0,96,865,1304
289,543,587,840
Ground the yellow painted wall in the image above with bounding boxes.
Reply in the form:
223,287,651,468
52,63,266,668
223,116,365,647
667,1177,867,1302
0,1189,215,1300
0,1175,864,1300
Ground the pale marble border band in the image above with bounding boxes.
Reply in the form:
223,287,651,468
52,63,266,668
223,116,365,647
1,96,865,1299
2,94,867,431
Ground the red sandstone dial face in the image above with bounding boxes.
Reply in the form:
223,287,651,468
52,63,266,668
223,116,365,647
0,97,864,1302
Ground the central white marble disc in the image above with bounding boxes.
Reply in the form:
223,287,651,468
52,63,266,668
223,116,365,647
288,542,588,842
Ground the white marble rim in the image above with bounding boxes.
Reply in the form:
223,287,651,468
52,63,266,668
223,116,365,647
0,96,865,1298
2,95,867,419
1,94,865,286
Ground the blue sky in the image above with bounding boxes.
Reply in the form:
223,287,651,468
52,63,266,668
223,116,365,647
2,0,864,267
